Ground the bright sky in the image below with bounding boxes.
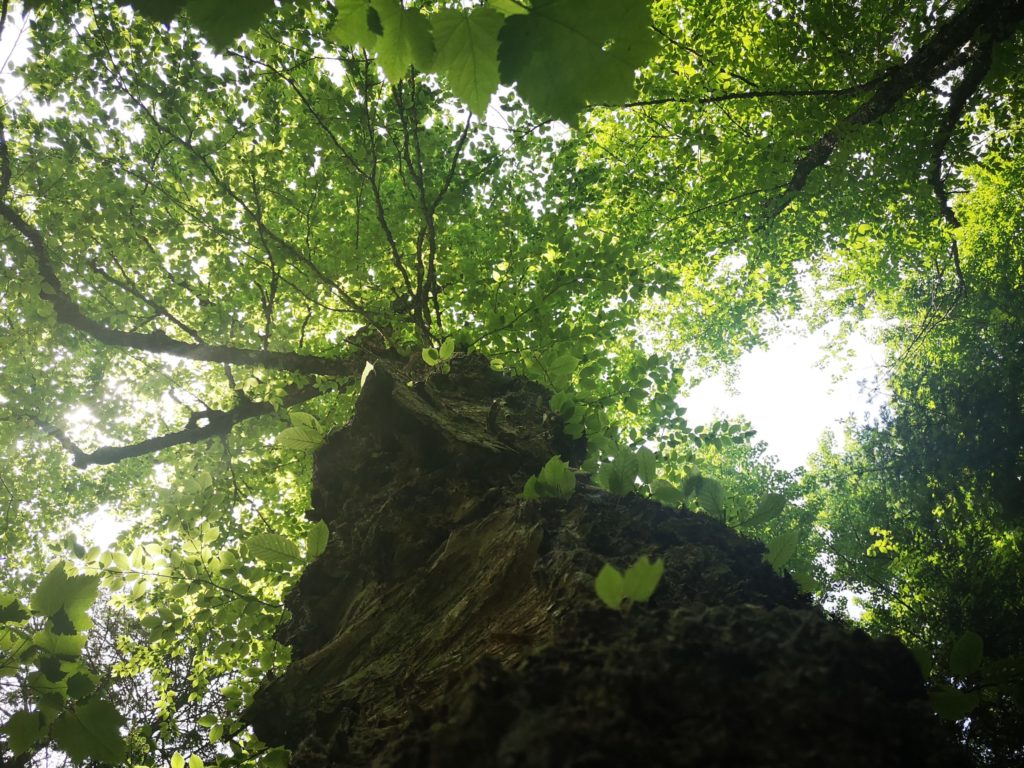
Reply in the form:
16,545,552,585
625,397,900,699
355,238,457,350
684,324,888,470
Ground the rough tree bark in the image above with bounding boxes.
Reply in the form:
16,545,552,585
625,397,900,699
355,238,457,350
246,354,967,767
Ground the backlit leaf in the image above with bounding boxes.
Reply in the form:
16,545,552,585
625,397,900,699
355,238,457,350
51,699,127,765
2,710,43,756
306,520,330,559
289,411,321,432
636,446,657,484
29,564,99,631
431,7,504,116
744,493,786,527
596,457,635,497
949,630,984,676
369,0,436,82
651,480,687,508
497,0,657,121
328,0,380,48
929,686,979,720
0,595,29,623
277,425,323,452
181,0,276,49
439,336,456,360
545,353,580,390
244,533,301,564
623,556,664,602
696,477,726,520
535,455,576,500
765,529,800,571
594,563,625,609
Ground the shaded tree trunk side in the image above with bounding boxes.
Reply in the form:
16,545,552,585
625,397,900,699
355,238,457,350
247,354,967,767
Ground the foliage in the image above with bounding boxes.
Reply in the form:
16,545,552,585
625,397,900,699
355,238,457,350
800,127,1024,763
522,456,576,501
0,0,1021,765
594,556,665,610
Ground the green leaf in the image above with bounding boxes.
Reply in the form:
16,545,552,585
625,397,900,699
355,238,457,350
929,686,980,720
534,455,577,500
497,0,658,121
33,629,88,659
129,0,187,24
596,452,638,496
681,468,702,497
277,425,323,451
544,353,579,389
636,446,657,484
651,480,686,507
744,493,786,527
949,630,984,676
764,529,800,571
51,700,127,765
594,563,625,609
421,347,441,366
189,755,205,768
182,0,276,49
289,411,321,432
328,0,380,48
549,391,575,418
522,475,540,500
66,671,97,700
431,7,504,116
696,477,726,520
439,336,456,361
0,595,29,623
909,646,934,678
306,520,330,559
260,748,291,768
172,752,186,768
489,0,528,15
369,0,436,82
622,556,664,602
244,533,301,564
30,563,99,631
2,710,43,756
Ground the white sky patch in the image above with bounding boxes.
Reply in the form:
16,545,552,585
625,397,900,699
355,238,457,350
685,323,887,470
0,9,31,104
82,504,131,549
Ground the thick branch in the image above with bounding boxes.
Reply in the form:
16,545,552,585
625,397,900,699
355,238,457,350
766,0,1024,220
0,163,355,378
33,385,321,468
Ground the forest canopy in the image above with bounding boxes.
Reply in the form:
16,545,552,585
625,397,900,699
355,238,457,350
0,0,1022,765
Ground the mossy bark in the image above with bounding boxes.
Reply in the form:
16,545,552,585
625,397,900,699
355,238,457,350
247,354,966,767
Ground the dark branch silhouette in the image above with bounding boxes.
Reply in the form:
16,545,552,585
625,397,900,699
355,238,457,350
765,0,1024,221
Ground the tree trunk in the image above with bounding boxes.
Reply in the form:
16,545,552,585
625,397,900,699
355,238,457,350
246,354,966,767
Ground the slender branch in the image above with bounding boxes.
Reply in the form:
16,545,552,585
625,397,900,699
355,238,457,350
925,39,994,296
30,384,322,468
622,79,887,110
86,256,206,343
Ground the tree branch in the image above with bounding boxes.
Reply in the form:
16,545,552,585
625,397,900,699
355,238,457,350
0,117,356,378
30,384,321,468
765,0,1024,221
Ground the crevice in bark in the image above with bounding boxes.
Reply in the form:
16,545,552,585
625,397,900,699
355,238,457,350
247,354,968,767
